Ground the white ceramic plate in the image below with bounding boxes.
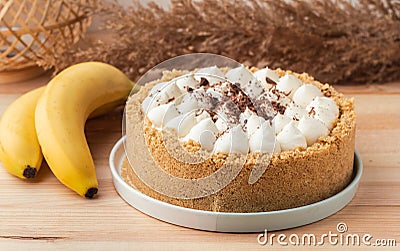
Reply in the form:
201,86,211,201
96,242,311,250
109,136,362,232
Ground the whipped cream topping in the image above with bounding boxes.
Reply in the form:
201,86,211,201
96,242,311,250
176,93,199,114
176,73,198,92
253,67,280,89
306,97,339,129
297,116,329,145
142,66,340,154
195,66,225,84
277,74,302,98
245,114,266,137
293,84,323,107
226,65,254,87
214,125,249,154
284,102,307,121
215,118,228,132
164,112,197,137
272,113,292,134
184,117,218,151
277,121,307,151
249,121,280,153
147,103,179,128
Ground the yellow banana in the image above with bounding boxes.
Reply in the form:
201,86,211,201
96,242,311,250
0,87,45,179
35,62,136,198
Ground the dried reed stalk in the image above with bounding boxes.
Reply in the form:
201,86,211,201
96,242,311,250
39,0,400,84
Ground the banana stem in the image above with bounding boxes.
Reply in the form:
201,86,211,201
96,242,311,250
85,187,98,199
23,166,37,178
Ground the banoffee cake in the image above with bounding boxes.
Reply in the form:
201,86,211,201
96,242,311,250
122,65,356,213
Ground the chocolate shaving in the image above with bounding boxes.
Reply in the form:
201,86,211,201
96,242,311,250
167,97,175,103
199,77,209,87
284,90,291,97
194,109,204,116
309,107,316,116
324,90,332,97
265,77,277,85
224,83,257,113
209,111,218,122
253,99,274,121
214,101,242,124
210,97,220,110
271,101,286,115
270,86,280,95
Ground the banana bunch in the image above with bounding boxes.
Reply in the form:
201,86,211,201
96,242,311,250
0,62,138,198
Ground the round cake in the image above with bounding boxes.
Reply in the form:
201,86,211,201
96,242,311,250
122,65,356,213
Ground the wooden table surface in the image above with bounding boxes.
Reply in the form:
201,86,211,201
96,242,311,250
0,72,399,251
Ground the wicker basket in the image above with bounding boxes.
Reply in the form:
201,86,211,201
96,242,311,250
0,0,94,72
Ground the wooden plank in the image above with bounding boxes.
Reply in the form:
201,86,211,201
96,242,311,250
0,72,399,250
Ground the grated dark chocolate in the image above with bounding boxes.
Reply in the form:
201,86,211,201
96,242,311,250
214,100,242,124
208,110,218,122
189,79,290,124
309,107,316,116
266,77,277,86
271,101,286,115
199,77,210,87
253,98,275,121
223,83,257,113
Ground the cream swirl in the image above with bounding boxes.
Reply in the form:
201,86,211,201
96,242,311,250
226,64,254,86
245,114,266,137
293,84,323,107
214,125,249,154
253,67,280,89
195,66,225,84
277,74,302,97
277,121,307,151
164,112,197,137
147,103,180,128
175,73,198,92
249,121,280,153
297,116,329,145
272,113,292,134
306,97,339,129
184,117,219,151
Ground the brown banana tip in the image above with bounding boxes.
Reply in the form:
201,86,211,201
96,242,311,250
85,187,98,199
23,166,37,179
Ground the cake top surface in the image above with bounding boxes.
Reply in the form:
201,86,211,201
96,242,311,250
140,65,339,154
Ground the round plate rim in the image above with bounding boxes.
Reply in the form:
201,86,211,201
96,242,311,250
109,136,362,232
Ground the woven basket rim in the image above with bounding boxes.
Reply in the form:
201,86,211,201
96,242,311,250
0,0,93,72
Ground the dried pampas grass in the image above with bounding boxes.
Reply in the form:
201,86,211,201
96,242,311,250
39,0,400,84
